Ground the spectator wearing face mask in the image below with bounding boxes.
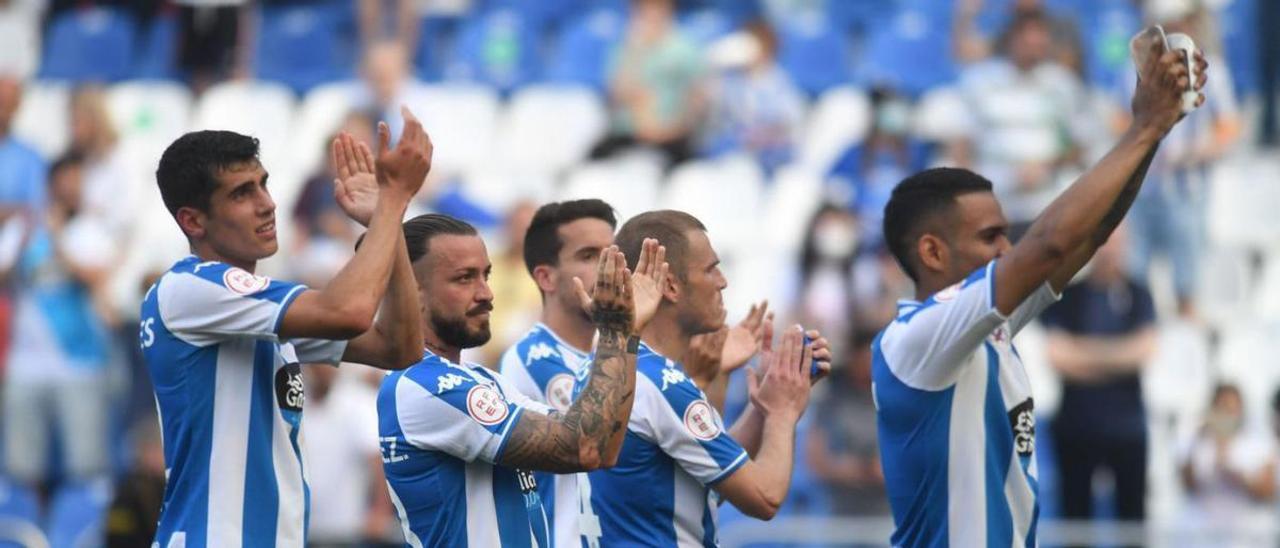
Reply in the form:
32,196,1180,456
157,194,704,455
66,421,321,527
1179,383,1277,545
794,205,859,356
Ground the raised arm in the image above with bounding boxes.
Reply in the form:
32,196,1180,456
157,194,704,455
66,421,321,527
497,240,666,472
324,132,424,369
278,107,431,341
993,45,1207,314
713,326,813,520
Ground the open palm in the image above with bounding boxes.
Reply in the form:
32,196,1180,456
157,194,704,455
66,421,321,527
720,301,770,374
330,133,379,227
629,238,668,333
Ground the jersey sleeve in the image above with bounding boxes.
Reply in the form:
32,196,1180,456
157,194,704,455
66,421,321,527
500,341,579,413
156,263,305,347
394,365,536,464
288,337,349,366
878,260,1006,390
632,366,749,486
1007,282,1062,335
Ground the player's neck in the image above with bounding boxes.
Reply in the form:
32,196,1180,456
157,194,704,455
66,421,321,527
423,332,461,364
540,302,594,354
191,243,256,273
640,314,689,365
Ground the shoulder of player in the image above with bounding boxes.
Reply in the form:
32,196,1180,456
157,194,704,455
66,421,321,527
158,257,281,299
399,354,482,397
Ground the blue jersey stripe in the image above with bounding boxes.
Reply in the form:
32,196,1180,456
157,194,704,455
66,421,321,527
493,467,536,548
242,341,280,545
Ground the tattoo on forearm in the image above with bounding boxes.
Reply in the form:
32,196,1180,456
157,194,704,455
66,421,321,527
1093,146,1159,247
500,331,635,473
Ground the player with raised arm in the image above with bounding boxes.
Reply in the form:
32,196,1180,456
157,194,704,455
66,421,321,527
497,199,628,548
575,210,832,547
139,108,432,547
872,38,1208,546
376,209,668,547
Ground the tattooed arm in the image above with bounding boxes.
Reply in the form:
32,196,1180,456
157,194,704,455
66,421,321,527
497,243,666,473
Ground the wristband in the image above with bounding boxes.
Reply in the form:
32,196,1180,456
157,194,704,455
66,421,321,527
626,335,641,354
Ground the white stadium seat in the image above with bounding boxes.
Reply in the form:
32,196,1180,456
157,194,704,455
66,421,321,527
797,85,870,173
660,155,766,262
559,156,662,225
403,84,501,179
13,80,71,160
291,80,360,177
498,84,607,177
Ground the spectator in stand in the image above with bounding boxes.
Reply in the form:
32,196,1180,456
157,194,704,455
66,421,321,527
1121,4,1241,320
473,200,541,366
1041,227,1155,530
2,153,115,498
954,8,1087,240
807,329,890,517
356,39,427,140
0,76,46,378
105,418,166,548
592,0,707,169
302,364,397,548
67,85,133,249
953,0,1085,76
1180,383,1277,545
793,204,859,357
701,19,805,175
0,0,43,78
173,0,251,93
290,111,374,288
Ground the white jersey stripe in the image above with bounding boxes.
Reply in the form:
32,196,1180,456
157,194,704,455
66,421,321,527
207,339,254,548
947,349,989,548
464,462,501,546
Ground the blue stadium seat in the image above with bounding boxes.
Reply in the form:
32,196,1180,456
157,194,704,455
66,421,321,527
417,15,464,81
253,0,356,94
546,9,625,92
39,7,137,83
44,481,111,548
826,0,895,36
1078,1,1141,93
860,5,957,97
777,13,853,97
1221,0,1259,96
477,0,585,34
134,14,179,80
0,479,41,548
444,8,541,94
677,9,733,45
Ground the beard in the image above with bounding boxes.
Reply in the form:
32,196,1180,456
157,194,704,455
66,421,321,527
430,303,493,349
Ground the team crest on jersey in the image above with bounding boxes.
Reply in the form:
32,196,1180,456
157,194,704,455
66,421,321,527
276,363,305,413
1008,398,1035,456
683,400,720,441
223,267,270,295
466,384,509,426
545,374,575,412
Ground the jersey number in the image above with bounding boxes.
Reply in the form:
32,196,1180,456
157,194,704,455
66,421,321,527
578,473,601,548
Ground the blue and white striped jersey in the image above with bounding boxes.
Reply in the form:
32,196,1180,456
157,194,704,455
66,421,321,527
379,349,553,547
575,342,749,547
140,256,347,548
873,260,1060,547
500,323,589,548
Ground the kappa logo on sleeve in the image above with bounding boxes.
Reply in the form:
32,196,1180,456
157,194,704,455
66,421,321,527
683,400,721,441
526,343,559,363
223,267,271,295
467,384,510,426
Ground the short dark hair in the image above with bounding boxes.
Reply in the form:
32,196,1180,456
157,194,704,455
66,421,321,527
49,150,86,182
882,167,994,281
615,210,706,281
156,130,260,217
522,199,617,276
403,213,478,264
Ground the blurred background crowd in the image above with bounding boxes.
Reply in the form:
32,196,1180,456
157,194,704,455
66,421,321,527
0,0,1278,545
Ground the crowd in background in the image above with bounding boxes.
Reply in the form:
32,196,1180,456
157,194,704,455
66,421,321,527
0,0,1278,545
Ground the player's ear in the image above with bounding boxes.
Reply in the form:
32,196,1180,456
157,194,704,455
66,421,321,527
531,264,557,294
175,206,206,240
662,269,680,304
916,233,948,276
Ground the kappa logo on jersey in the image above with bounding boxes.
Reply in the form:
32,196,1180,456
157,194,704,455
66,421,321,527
1009,398,1036,457
276,363,305,412
545,373,575,412
436,373,469,392
660,367,688,391
526,342,559,363
223,267,271,295
683,400,720,441
466,384,509,426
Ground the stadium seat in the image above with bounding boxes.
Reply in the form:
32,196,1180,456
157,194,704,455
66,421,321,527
416,15,464,81
776,12,852,97
444,9,541,94
860,5,957,96
253,0,356,94
39,7,136,83
1255,254,1280,321
1077,1,1142,94
1219,0,1258,97
107,80,194,152
497,84,607,177
477,0,584,35
134,14,179,80
44,480,112,548
1215,323,1280,422
13,80,71,161
0,479,43,548
677,9,733,46
911,85,970,142
402,84,501,179
826,0,896,36
559,156,662,225
545,9,625,91
797,85,871,174
1142,321,1212,432
291,81,361,177
761,164,824,257
1195,246,1255,328
660,155,765,262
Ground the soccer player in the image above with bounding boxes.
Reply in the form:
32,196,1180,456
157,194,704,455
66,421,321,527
872,42,1207,545
577,210,831,547
498,199,621,548
140,109,431,547
377,212,668,547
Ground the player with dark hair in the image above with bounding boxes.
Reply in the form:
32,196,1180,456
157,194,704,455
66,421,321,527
576,209,831,547
377,205,669,547
872,39,1208,546
496,199,629,548
140,109,430,547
